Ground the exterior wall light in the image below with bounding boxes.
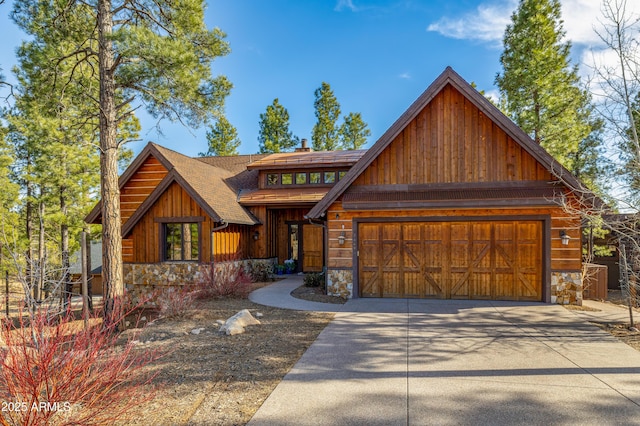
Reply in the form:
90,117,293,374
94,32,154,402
560,230,570,246
338,224,346,245
253,231,260,241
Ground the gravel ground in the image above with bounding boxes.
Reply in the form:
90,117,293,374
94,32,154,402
114,296,333,426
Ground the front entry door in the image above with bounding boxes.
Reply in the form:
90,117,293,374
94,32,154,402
288,222,324,273
302,224,323,272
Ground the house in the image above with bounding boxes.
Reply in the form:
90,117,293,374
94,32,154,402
86,67,589,304
69,240,103,296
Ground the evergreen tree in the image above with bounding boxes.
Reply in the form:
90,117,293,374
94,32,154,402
258,98,298,153
339,112,370,150
12,0,231,322
200,116,240,156
621,92,640,201
495,0,594,173
312,82,341,151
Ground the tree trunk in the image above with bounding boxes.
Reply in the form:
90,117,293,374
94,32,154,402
25,178,35,304
37,197,45,303
98,0,123,326
61,185,71,308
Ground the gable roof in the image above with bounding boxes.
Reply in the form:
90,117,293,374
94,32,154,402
307,66,592,219
85,143,260,233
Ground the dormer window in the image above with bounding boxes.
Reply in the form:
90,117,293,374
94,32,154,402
263,170,347,187
267,173,279,186
324,171,336,184
310,172,321,184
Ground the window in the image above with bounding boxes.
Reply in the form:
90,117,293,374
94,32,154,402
324,171,336,184
267,173,279,186
309,172,321,184
165,223,199,261
296,172,307,184
338,171,347,180
281,173,293,185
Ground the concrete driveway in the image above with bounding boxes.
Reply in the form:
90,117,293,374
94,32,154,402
248,297,640,425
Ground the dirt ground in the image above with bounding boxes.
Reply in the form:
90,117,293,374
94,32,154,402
567,289,640,352
114,294,333,426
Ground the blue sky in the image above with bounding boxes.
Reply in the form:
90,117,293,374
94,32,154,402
0,0,622,157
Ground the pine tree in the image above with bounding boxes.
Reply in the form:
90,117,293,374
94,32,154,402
339,112,370,150
258,98,298,153
495,0,595,173
11,0,231,322
200,117,241,156
312,82,341,151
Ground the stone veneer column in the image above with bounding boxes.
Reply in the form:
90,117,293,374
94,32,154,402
327,269,353,298
551,271,583,306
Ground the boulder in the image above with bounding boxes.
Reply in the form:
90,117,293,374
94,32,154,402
219,309,261,336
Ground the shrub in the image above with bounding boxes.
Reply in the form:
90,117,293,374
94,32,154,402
195,262,253,299
247,260,274,283
304,273,324,288
0,308,159,425
154,285,198,319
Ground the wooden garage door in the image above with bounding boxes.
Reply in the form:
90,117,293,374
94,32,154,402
358,221,542,301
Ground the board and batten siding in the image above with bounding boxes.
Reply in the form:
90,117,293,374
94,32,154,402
354,84,553,186
127,182,250,263
327,203,581,273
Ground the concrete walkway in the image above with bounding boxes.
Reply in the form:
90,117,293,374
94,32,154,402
248,278,640,425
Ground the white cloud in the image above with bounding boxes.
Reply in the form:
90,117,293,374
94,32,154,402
426,0,639,48
398,72,411,80
426,1,516,44
335,0,358,12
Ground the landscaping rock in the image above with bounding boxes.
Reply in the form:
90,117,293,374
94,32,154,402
219,309,261,336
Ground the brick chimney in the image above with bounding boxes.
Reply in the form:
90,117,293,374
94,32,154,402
295,138,312,152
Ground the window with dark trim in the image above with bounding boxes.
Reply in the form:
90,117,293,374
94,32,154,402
296,172,307,184
324,171,336,184
164,223,199,261
281,173,293,185
309,172,321,184
263,170,350,187
267,173,279,186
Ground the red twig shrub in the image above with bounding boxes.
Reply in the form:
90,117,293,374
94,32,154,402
153,285,198,318
0,308,159,425
195,261,253,299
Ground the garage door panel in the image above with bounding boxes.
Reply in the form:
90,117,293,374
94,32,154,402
359,224,381,297
358,220,542,301
403,235,423,298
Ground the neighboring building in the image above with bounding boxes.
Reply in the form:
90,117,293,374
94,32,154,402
69,240,103,295
86,67,591,304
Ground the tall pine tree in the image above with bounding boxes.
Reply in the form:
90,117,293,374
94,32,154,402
12,0,231,322
312,82,341,151
495,0,595,174
257,98,298,153
339,112,370,150
200,116,241,156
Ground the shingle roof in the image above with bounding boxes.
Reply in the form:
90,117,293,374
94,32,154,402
148,144,259,225
197,154,269,192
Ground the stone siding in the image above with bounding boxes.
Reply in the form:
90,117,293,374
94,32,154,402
551,271,583,306
123,259,276,303
327,269,353,298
